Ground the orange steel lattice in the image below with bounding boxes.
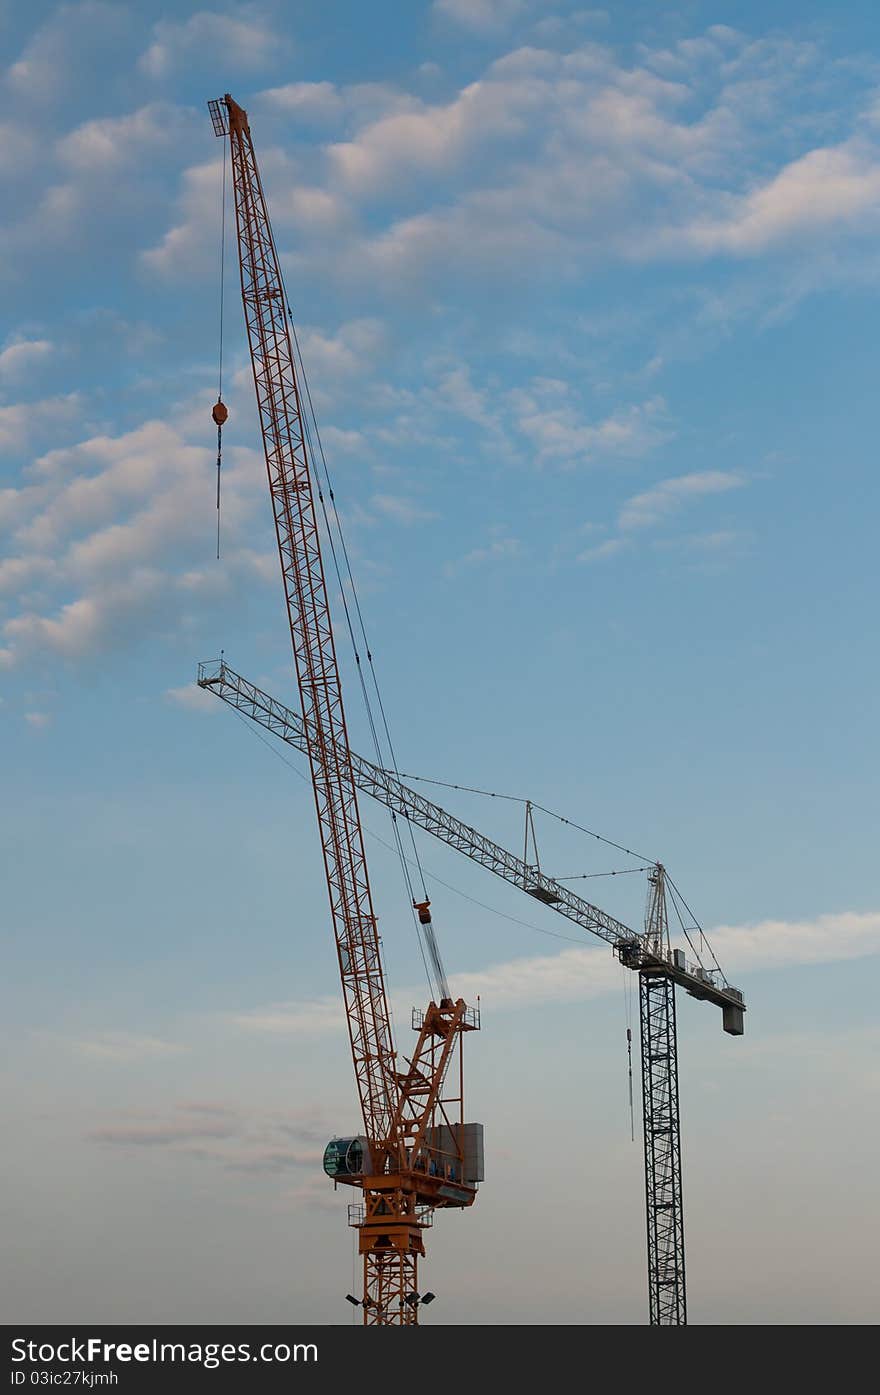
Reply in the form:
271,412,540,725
209,94,479,1324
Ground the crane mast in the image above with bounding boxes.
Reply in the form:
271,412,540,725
208,94,481,1325
639,866,686,1325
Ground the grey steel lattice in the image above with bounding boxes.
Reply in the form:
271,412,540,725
640,971,686,1325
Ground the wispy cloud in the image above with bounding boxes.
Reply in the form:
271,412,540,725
577,538,629,564
0,413,268,669
164,683,217,714
229,908,880,1033
138,11,284,80
23,711,51,729
72,1032,184,1064
513,387,670,467
0,394,81,454
711,910,880,975
619,471,745,531
433,0,531,33
446,531,521,575
0,337,53,382
89,1120,235,1146
86,1101,335,1182
370,493,437,525
678,141,880,257
230,998,341,1036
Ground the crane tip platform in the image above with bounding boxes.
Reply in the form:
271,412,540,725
615,937,745,1034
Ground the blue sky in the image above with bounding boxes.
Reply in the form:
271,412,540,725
2,0,878,1324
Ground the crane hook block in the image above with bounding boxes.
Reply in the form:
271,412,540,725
212,399,228,427
413,899,432,925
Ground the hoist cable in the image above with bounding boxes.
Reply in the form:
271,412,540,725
666,874,727,984
218,139,226,400
279,303,439,994
214,140,227,561
288,313,430,903
556,866,651,881
395,771,655,865
226,697,595,954
623,960,635,1142
251,203,437,993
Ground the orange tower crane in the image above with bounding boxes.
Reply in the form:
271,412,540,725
206,93,482,1325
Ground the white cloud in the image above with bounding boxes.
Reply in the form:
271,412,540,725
0,395,81,453
655,529,752,561
125,28,880,311
260,81,345,124
13,421,209,552
454,942,619,1008
327,77,528,196
298,319,386,387
90,1120,233,1145
370,493,437,524
261,34,880,298
320,426,364,455
433,0,531,33
57,102,194,173
141,158,224,278
73,1032,184,1063
711,909,880,975
164,684,218,714
433,365,506,439
0,555,55,596
681,141,880,255
84,1101,338,1186
259,80,414,131
619,470,744,530
143,143,341,281
4,1,132,104
4,572,169,664
228,908,880,1032
230,998,341,1036
0,337,53,383
0,120,38,177
513,387,669,466
139,11,282,80
578,538,628,563
0,411,266,669
455,536,521,568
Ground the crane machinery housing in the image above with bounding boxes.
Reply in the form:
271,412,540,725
197,659,746,1326
206,93,483,1325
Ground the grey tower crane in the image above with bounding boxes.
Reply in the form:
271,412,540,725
196,658,745,1324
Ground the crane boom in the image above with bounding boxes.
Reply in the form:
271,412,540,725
197,659,745,1026
210,94,398,1149
207,94,482,1326
197,660,632,945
